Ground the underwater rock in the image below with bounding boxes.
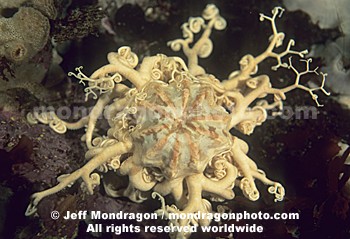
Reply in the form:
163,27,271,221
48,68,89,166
0,7,50,62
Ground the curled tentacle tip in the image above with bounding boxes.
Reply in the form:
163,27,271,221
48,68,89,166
259,14,265,22
26,112,38,125
151,191,161,199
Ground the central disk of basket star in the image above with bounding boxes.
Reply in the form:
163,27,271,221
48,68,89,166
131,78,231,179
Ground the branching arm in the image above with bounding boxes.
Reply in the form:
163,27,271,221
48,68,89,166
25,140,132,216
222,7,308,90
280,57,330,106
168,4,226,76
